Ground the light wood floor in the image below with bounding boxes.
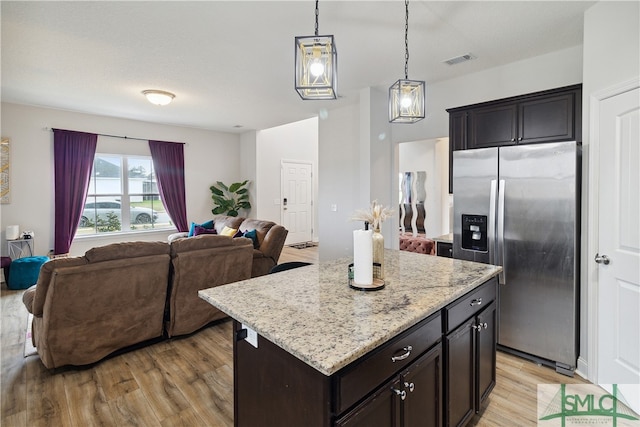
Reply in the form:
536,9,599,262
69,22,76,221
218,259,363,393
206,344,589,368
1,245,588,426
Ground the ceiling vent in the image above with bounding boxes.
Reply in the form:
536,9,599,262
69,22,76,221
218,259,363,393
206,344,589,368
443,53,476,66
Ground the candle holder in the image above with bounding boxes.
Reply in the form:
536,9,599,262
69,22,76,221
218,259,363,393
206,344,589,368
348,263,385,291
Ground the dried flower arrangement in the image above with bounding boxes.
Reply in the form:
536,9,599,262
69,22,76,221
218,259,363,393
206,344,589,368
351,200,394,231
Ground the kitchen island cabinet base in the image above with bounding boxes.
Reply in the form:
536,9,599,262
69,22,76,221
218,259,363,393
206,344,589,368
234,321,331,427
231,277,498,427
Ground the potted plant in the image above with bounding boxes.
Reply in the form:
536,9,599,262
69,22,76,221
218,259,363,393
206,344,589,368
210,180,251,217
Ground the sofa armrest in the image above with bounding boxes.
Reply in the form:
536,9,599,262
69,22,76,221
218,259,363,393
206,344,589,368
258,225,288,263
22,288,36,315
168,232,189,243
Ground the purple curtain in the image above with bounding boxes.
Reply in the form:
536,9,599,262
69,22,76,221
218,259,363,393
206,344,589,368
53,129,97,255
149,140,188,232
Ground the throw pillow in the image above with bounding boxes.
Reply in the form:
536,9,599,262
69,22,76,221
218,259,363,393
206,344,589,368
233,229,259,248
220,226,238,237
188,220,215,237
193,226,218,236
243,229,259,249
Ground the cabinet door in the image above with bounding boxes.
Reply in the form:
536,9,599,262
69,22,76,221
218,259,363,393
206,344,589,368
518,92,576,144
469,104,517,148
448,111,467,194
402,345,443,427
336,377,401,427
445,317,475,427
475,301,496,411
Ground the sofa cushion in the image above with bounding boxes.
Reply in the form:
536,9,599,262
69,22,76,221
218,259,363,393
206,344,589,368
27,256,88,316
212,215,245,234
188,219,214,237
169,234,251,256
239,218,275,247
85,241,170,263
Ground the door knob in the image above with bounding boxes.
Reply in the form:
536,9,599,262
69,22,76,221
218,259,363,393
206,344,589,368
594,253,610,265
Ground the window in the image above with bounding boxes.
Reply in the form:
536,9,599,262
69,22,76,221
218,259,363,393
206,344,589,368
76,154,173,235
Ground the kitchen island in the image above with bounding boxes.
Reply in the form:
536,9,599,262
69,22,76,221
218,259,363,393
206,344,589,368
200,249,501,427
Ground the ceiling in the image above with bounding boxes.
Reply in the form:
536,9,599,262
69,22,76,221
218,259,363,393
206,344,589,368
1,1,596,134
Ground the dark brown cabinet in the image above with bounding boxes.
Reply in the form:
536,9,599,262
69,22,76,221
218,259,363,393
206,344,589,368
443,280,497,427
436,242,453,258
337,344,442,427
448,111,468,193
232,278,498,427
469,103,518,148
447,84,582,193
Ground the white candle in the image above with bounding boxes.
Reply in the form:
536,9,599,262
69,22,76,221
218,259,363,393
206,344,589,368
353,229,373,285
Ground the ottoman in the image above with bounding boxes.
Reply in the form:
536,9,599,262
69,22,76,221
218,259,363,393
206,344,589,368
7,256,48,290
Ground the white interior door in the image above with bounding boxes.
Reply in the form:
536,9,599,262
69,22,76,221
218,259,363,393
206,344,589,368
596,85,640,413
281,161,313,245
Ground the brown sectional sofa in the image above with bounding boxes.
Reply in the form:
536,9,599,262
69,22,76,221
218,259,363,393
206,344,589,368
166,235,253,337
170,215,289,278
22,236,254,369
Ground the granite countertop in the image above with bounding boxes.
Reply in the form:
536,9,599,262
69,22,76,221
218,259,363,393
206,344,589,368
199,249,501,376
432,233,453,244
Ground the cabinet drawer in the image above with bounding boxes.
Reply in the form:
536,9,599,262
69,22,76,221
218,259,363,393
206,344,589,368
335,312,441,414
436,242,453,258
444,278,497,333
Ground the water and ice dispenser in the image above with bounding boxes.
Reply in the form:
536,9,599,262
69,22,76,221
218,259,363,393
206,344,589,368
461,214,488,252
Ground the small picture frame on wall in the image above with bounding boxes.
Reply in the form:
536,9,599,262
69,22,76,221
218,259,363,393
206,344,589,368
1,137,10,204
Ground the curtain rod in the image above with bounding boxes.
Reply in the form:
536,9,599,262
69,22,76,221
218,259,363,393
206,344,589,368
45,127,185,144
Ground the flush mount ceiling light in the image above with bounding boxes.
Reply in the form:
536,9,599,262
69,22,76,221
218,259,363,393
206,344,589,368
142,90,175,106
389,0,425,123
294,0,337,100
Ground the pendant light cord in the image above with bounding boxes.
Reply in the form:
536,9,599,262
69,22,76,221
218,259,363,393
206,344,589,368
315,0,320,36
404,0,410,80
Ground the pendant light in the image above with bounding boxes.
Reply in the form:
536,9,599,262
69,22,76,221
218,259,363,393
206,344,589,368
294,0,337,100
389,0,425,123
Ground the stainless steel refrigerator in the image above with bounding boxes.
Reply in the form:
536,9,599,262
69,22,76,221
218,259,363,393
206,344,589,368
453,141,581,375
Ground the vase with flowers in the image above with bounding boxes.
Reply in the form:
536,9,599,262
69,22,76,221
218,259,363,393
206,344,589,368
351,200,394,279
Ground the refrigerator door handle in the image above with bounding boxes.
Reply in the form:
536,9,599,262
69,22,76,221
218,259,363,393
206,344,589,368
497,179,506,284
488,180,497,266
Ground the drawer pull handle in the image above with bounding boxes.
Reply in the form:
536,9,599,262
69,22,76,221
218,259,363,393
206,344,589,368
391,345,413,362
404,381,415,393
392,388,407,400
470,298,483,306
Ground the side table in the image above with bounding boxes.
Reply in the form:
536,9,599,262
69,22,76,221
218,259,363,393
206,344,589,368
8,239,35,259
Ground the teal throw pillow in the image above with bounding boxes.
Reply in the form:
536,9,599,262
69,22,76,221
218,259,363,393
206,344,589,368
233,228,259,248
189,219,215,237
243,229,259,249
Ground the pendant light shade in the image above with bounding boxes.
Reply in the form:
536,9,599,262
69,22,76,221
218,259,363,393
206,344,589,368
295,35,337,100
389,0,425,123
294,1,337,100
389,79,425,123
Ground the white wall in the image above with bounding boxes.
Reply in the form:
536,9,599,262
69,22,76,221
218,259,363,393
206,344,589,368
398,138,449,237
580,0,640,379
318,45,584,261
318,103,361,261
254,117,319,242
240,131,257,219
0,103,242,257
